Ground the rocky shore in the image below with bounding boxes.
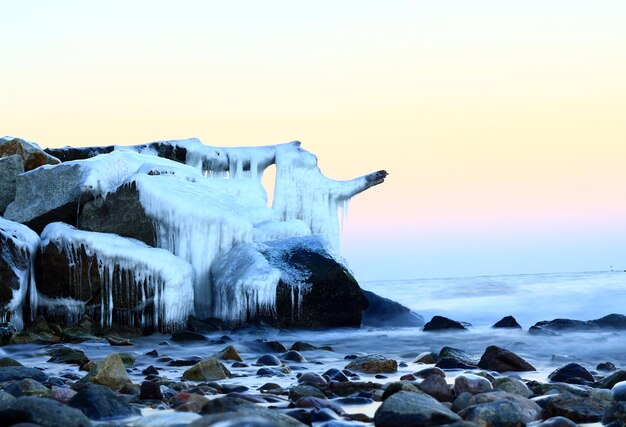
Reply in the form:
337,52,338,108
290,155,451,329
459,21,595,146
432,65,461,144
1,313,626,426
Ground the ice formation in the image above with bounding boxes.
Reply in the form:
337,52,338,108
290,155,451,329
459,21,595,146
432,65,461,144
39,223,195,331
0,217,40,330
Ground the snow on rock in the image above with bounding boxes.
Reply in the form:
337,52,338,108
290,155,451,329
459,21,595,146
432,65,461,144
37,223,194,332
0,217,40,330
0,136,60,171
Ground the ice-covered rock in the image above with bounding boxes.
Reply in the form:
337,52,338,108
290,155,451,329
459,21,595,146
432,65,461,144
0,155,24,214
210,235,368,327
0,217,39,330
0,136,60,170
36,223,194,332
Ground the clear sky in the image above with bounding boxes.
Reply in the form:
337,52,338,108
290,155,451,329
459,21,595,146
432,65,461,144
2,1,626,280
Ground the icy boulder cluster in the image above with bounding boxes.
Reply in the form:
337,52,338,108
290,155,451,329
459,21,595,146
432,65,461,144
0,136,387,332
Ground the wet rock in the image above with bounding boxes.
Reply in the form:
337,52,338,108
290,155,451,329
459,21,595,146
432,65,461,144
613,381,626,402
142,365,159,376
289,385,326,401
257,354,282,366
492,315,522,329
381,381,421,400
47,346,89,366
543,392,613,423
439,347,478,367
171,330,208,342
548,363,594,383
68,384,140,420
528,325,560,336
345,354,397,374
140,380,164,400
282,350,306,362
3,379,49,398
86,353,133,391
477,345,536,372
361,290,425,327
187,316,224,333
423,316,468,331
0,322,17,346
170,357,203,367
454,374,492,395
591,313,626,329
492,377,532,398
290,342,317,351
467,391,542,422
413,352,438,364
435,358,476,370
459,400,531,426
418,374,453,402
536,417,578,427
452,392,473,413
0,396,90,427
597,361,617,371
200,396,306,426
374,390,461,426
0,366,48,383
105,335,133,346
0,155,24,214
0,357,22,367
604,401,626,424
182,357,231,381
192,414,284,427
598,370,626,389
415,367,445,379
298,372,327,385
215,345,242,362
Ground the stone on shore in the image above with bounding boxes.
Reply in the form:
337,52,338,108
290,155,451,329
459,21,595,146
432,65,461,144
87,353,133,391
0,396,90,427
200,396,306,426
548,363,594,383
182,357,231,381
0,366,48,383
345,355,398,374
68,384,141,420
454,374,492,395
492,315,522,329
374,390,461,427
423,316,468,331
477,345,536,372
361,290,425,327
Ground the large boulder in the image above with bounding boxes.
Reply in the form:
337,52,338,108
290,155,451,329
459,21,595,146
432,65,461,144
361,290,424,327
0,155,24,214
211,235,369,328
36,223,195,332
477,345,536,372
374,390,461,426
0,136,60,170
0,217,39,330
0,396,90,427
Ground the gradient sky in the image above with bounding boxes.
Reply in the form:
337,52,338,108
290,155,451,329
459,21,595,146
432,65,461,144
2,1,626,280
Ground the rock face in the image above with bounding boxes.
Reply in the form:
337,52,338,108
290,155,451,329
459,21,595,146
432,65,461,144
374,390,461,426
361,290,425,327
0,217,39,330
477,345,536,372
36,223,194,332
0,155,24,214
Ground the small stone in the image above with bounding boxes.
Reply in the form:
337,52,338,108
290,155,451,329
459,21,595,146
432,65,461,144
0,357,22,367
3,379,49,398
182,358,230,381
0,396,90,427
414,367,445,378
140,381,164,400
142,366,159,376
435,358,476,370
256,354,282,366
290,341,317,351
345,354,397,374
89,353,133,391
454,374,493,395
544,393,613,423
289,385,326,401
492,377,532,398
413,351,438,364
459,400,532,426
145,349,159,357
105,335,132,346
597,362,617,371
439,347,478,366
171,330,207,342
537,416,579,427
47,346,89,366
381,381,421,400
0,366,48,383
282,350,306,362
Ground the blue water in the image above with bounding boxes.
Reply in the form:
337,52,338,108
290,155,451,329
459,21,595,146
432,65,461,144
362,270,626,328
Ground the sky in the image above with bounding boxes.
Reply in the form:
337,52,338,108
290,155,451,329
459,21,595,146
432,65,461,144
2,1,626,281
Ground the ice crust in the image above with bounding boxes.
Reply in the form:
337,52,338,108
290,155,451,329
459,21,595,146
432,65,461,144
39,223,195,331
0,217,40,330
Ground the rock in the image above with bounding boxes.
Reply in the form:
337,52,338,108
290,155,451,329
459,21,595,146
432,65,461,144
477,345,536,372
0,396,90,427
200,396,306,426
417,374,453,402
435,358,476,370
256,354,282,366
414,367,445,378
0,136,60,170
381,381,422,400
492,315,522,329
0,155,24,214
47,346,89,366
439,347,478,367
613,381,626,402
140,381,164,400
3,379,49,397
0,356,22,367
215,345,242,362
297,372,327,385
528,325,559,336
531,314,626,333
0,218,39,330
289,385,326,401
282,350,306,362
548,363,594,383
374,390,462,426
187,316,225,333
537,416,578,427
454,374,492,395
459,400,532,426
591,313,626,329
413,352,438,364
597,361,617,371
345,355,398,374
88,353,133,391
0,322,17,346
543,393,613,423
604,401,626,424
36,224,194,333
598,370,626,389
68,384,141,420
423,316,468,332
0,366,48,383
172,331,208,342
492,377,532,398
248,339,287,353
182,358,231,381
467,391,542,422
45,145,115,162
361,290,425,327
290,342,317,351
105,335,133,346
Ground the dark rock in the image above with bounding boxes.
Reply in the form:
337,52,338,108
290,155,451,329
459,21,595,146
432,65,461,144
345,354,397,374
248,339,288,353
466,391,542,422
45,145,115,162
418,374,453,402
612,381,626,402
256,354,282,366
3,379,49,398
415,367,445,378
598,370,626,389
528,325,559,335
68,384,140,420
374,390,461,426
536,416,577,427
361,290,425,327
282,350,306,362
531,314,626,333
0,366,48,383
187,316,224,333
140,381,164,400
0,356,22,367
0,155,24,214
492,315,522,329
381,381,421,400
597,362,617,371
297,372,327,385
548,363,594,383
145,349,159,357
459,400,532,426
454,374,492,395
289,385,326,401
105,335,132,346
0,323,17,346
169,357,203,367
0,396,90,427
142,366,159,376
290,342,317,351
435,358,476,370
591,313,626,329
544,393,613,423
438,347,478,366
200,396,306,426
215,345,242,362
413,352,438,364
171,331,208,342
492,377,532,398
47,346,89,366
604,401,626,424
477,345,536,372
423,316,467,331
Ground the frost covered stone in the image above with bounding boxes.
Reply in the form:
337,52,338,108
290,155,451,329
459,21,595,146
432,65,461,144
36,223,194,332
0,217,39,330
